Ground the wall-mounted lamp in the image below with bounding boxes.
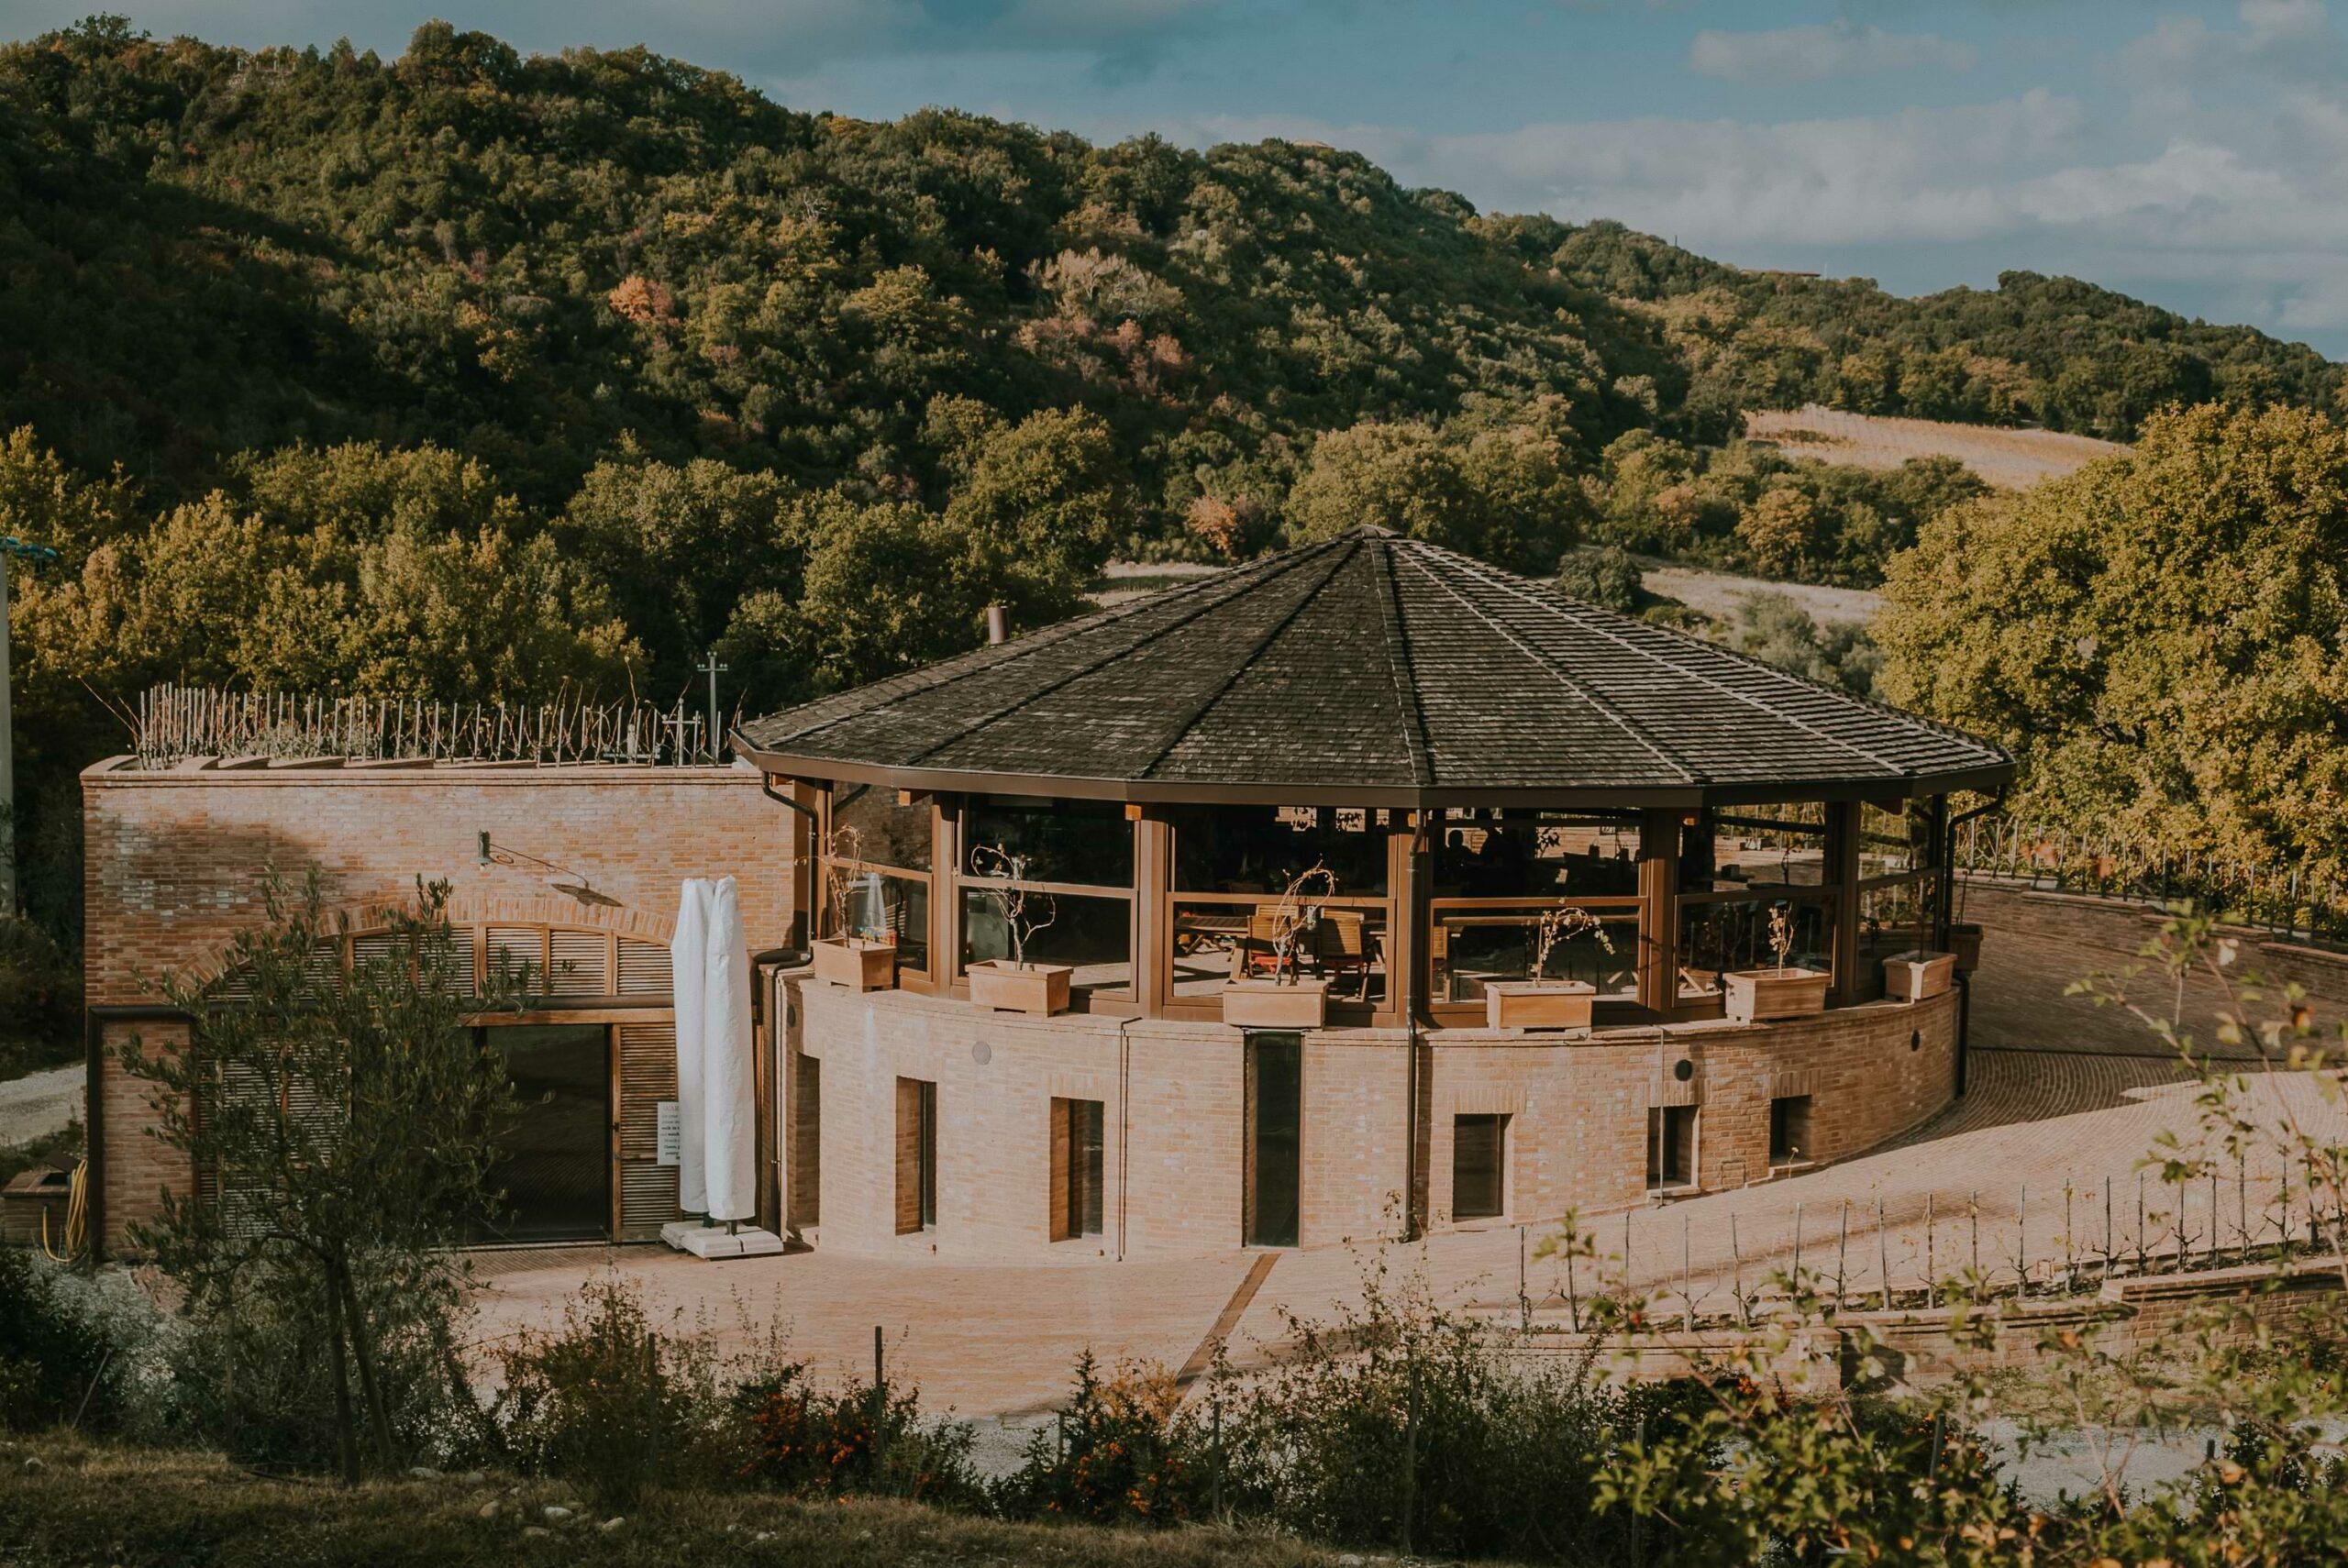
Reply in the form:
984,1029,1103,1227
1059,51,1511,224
477,831,623,908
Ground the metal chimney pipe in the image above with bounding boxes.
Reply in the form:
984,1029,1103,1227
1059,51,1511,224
985,604,1008,645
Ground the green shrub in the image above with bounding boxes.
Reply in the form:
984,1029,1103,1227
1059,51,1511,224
0,1249,132,1430
1210,1256,1686,1562
993,1353,1207,1525
0,911,82,1078
160,1246,480,1472
489,1276,736,1511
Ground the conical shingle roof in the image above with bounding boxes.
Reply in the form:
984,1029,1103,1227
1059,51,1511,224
736,528,2010,806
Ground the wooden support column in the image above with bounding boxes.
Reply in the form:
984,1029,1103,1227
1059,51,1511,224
1638,808,1682,1015
933,797,962,991
1387,812,1432,1024
1132,805,1171,1018
1824,800,1863,1005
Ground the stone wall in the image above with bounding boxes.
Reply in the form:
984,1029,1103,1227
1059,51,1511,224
790,980,1959,1262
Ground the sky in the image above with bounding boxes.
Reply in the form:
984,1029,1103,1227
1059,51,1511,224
5,0,2344,357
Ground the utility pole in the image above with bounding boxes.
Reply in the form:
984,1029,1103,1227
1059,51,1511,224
1,536,61,915
694,648,728,764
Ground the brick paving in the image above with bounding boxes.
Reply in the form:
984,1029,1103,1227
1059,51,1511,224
470,886,2348,1417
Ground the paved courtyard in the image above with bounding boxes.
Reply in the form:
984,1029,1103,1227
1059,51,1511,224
470,894,2348,1419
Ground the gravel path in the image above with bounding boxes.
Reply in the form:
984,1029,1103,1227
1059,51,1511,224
0,1063,82,1147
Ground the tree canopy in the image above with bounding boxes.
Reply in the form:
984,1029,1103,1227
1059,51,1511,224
1877,403,2348,878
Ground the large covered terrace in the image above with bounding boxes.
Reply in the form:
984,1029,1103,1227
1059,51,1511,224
737,526,2012,1032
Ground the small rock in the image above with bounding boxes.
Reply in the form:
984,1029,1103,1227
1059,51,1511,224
478,1501,502,1520
460,1471,488,1485
541,1505,574,1524
753,1530,773,1543
598,1518,626,1533
1338,1556,1365,1567
409,1465,440,1480
522,1526,552,1540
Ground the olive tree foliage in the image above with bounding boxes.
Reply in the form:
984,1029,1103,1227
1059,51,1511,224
1876,403,2348,881
117,872,523,1483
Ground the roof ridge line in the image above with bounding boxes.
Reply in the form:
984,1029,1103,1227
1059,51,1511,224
1418,542,1924,777
1392,547,1700,787
1133,536,1367,780
1373,537,1434,788
896,536,1361,771
754,544,1316,753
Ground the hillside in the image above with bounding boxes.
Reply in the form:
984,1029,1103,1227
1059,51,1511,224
0,18,2335,520
1532,221,2342,439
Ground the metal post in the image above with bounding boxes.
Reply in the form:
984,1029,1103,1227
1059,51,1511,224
1835,1200,1849,1313
1877,1194,1891,1310
1925,1193,1935,1309
695,648,729,764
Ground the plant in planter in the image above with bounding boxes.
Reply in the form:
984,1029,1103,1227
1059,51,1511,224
1224,862,1337,1029
1485,904,1615,1032
1722,902,1830,1023
965,843,1071,1016
808,825,900,991
1879,884,1957,1003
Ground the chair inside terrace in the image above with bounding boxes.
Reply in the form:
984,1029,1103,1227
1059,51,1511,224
1315,911,1373,996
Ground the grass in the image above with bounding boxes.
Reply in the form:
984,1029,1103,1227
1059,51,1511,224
0,1435,1371,1568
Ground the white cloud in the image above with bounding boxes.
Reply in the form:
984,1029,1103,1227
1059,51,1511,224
1687,21,1977,83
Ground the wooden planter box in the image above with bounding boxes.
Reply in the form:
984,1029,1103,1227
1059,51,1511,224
810,937,897,992
1882,949,1957,1002
1723,966,1831,1023
1484,979,1597,1033
1223,977,1330,1029
968,959,1072,1016
1947,922,1984,972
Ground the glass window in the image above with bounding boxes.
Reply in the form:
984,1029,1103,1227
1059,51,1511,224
834,783,932,872
844,871,930,973
965,799,1132,889
1172,899,1388,1006
962,887,1132,996
1434,809,1639,899
1698,802,1830,890
895,1077,936,1234
1434,903,1638,1003
1170,804,1390,897
1677,896,1833,1000
1647,1106,1696,1189
1246,1033,1301,1247
1051,1097,1105,1241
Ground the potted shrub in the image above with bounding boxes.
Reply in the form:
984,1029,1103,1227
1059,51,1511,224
1485,904,1613,1033
1722,904,1830,1023
808,825,898,991
1882,948,1957,1001
1224,863,1335,1028
964,844,1072,1016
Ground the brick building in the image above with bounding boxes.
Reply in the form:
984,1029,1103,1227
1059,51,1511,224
83,527,2011,1263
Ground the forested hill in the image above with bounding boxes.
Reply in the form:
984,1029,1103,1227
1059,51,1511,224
1,17,2337,522
1533,223,2342,438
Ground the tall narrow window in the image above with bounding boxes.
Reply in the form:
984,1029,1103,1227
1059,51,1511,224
1049,1097,1105,1241
1646,1104,1697,1190
1451,1113,1508,1220
1245,1032,1302,1247
895,1077,936,1234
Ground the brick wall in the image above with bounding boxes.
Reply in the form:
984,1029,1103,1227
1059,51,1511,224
83,757,798,1253
792,981,1959,1262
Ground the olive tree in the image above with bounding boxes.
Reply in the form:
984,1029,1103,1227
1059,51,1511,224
119,871,522,1482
